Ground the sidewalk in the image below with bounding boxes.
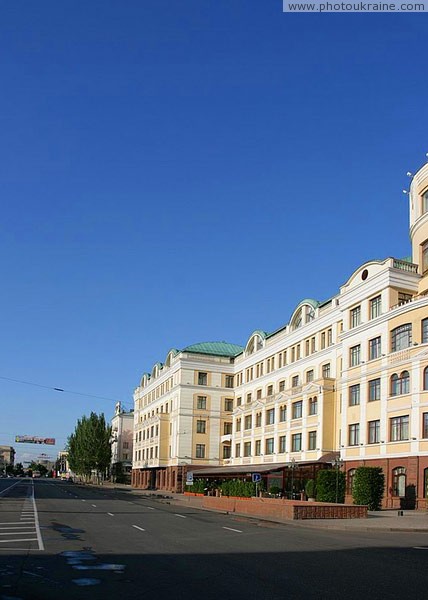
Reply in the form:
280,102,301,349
93,484,428,532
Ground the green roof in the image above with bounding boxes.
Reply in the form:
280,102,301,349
182,341,244,357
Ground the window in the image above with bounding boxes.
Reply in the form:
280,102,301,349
198,372,207,385
247,392,252,403
256,412,262,427
424,190,428,215
236,418,241,432
391,324,412,352
349,423,360,446
225,398,233,411
244,415,252,430
305,340,310,356
280,405,287,422
350,306,361,328
321,332,326,349
306,369,314,383
123,441,129,449
267,385,273,396
292,401,302,419
423,240,428,274
392,467,406,497
425,366,428,391
279,435,286,453
390,371,410,396
255,440,261,456
224,422,232,435
235,443,241,458
225,375,234,388
322,363,331,378
390,415,409,441
236,396,242,407
422,318,428,344
368,378,381,401
279,380,285,392
292,375,299,387
244,442,251,457
347,469,356,494
369,336,382,360
223,445,231,459
350,345,361,367
291,433,302,452
256,389,262,400
196,420,206,434
398,292,412,306
196,444,205,458
309,396,318,415
423,413,428,438
349,384,360,406
327,328,333,346
370,295,382,319
266,408,275,425
311,337,316,353
265,438,274,455
308,431,317,450
196,396,207,410
368,420,380,444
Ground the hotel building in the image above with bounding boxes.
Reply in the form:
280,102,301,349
132,159,428,508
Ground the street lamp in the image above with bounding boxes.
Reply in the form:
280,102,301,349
287,458,298,500
332,456,344,503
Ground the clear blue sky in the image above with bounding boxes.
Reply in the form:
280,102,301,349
1,1,427,464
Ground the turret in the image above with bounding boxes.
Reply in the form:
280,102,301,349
409,160,428,295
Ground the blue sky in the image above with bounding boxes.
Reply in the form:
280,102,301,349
0,1,427,464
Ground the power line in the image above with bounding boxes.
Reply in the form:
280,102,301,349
0,374,132,407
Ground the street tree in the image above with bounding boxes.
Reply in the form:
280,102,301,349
67,412,111,482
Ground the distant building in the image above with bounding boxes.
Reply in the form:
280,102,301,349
57,451,71,478
0,446,16,473
111,402,134,482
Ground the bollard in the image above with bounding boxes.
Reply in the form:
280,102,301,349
398,510,404,516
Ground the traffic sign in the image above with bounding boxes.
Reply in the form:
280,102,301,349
252,473,262,483
186,471,194,485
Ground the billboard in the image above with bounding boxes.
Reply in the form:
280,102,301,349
15,435,55,445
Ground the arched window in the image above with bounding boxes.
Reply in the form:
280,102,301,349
390,372,410,396
391,373,399,396
401,371,410,394
424,366,428,391
392,467,406,497
347,469,356,495
391,323,412,352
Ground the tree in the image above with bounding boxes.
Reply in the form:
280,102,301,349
316,469,345,503
67,412,111,482
352,467,384,510
14,463,24,476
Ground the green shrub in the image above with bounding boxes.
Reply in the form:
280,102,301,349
316,469,345,503
269,485,281,496
184,479,206,493
220,479,263,498
305,479,316,499
352,467,384,510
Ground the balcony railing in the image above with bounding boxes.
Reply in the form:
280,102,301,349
392,258,418,273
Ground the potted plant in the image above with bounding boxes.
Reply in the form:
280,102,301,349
305,479,316,501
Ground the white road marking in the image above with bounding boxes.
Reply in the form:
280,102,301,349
0,538,37,543
174,514,186,518
81,500,86,502
0,480,22,496
0,522,34,525
107,513,114,517
132,525,146,532
413,547,428,550
0,531,36,536
146,507,155,510
0,526,36,529
222,527,242,533
31,480,44,551
91,504,97,508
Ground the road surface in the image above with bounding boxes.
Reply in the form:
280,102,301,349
1,477,427,599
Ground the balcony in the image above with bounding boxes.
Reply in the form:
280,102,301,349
392,258,418,273
221,434,232,443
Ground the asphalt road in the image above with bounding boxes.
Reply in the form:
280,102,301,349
1,477,428,600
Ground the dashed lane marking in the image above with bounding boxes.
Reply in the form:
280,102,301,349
174,514,186,518
107,513,114,517
222,527,243,533
132,525,146,532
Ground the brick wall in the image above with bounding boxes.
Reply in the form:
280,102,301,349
203,497,367,520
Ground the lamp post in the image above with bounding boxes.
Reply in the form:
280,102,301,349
332,457,344,503
287,458,298,500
